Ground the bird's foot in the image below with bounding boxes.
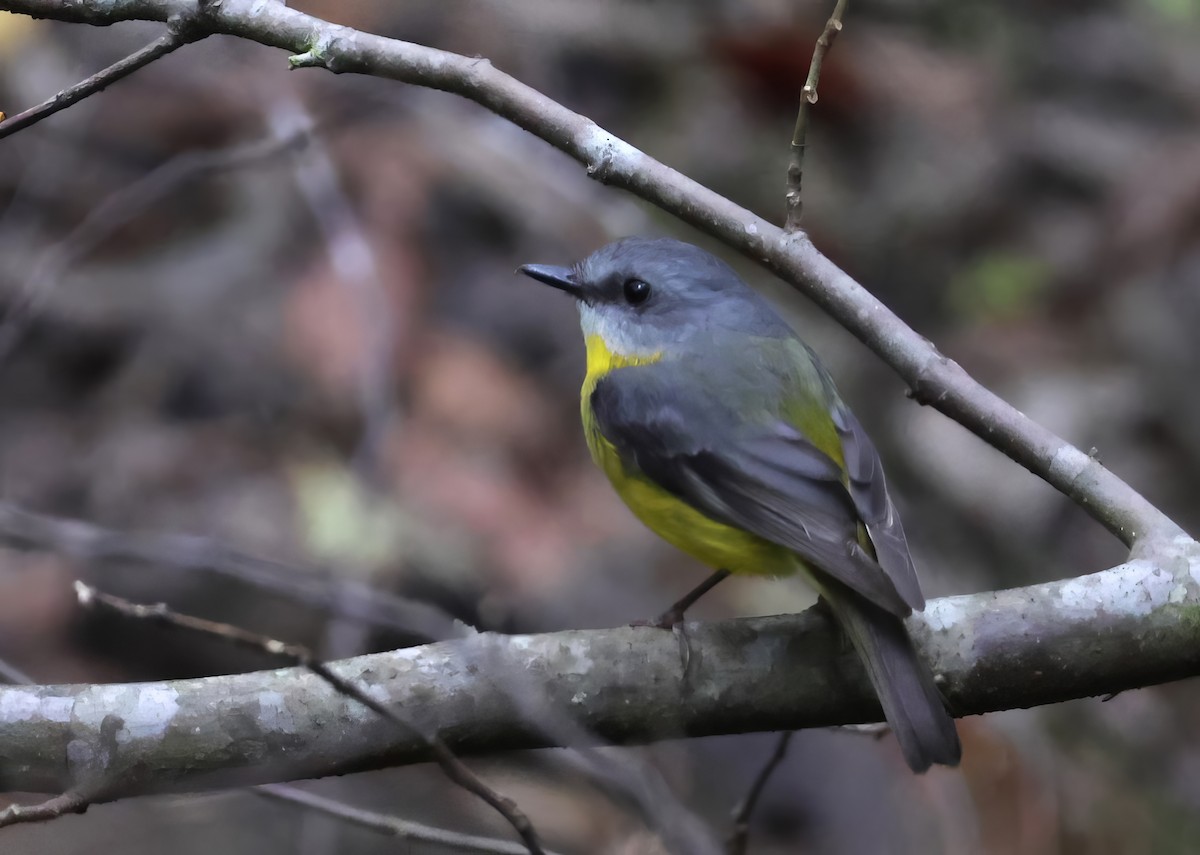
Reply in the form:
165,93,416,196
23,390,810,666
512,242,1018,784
630,613,693,675
630,605,687,631
630,569,732,676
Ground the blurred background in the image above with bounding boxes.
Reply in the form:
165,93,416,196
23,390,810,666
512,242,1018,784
1,0,1199,851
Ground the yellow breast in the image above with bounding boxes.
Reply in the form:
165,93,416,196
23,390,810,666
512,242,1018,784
580,334,797,577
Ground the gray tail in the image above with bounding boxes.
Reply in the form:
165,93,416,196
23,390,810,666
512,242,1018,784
822,583,961,772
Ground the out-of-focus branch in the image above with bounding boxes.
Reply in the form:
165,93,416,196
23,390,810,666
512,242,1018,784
0,502,464,641
266,96,398,481
727,732,793,855
784,0,848,232
257,784,566,855
0,26,198,141
2,556,1199,802
0,120,314,365
0,0,1179,549
0,656,33,685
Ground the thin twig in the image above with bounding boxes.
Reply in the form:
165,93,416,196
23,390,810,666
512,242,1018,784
73,582,547,855
0,503,463,641
727,732,793,855
257,784,566,855
0,27,198,142
783,0,849,232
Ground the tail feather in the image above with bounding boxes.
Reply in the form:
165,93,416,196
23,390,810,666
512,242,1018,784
821,580,961,772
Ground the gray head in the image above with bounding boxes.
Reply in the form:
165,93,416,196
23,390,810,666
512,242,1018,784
518,237,791,356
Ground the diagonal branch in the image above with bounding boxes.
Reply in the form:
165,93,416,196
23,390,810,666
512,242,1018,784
0,19,202,141
0,0,1178,548
1,555,1198,802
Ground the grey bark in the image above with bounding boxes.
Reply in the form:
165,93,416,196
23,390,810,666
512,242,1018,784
2,555,1198,801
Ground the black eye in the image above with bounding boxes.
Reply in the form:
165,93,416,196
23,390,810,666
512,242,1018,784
623,278,651,305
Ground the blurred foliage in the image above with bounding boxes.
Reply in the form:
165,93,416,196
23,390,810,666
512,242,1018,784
290,460,405,571
949,250,1051,321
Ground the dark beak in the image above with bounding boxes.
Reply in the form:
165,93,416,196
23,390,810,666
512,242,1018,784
517,263,582,297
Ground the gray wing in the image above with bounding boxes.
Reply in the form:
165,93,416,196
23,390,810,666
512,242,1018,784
591,368,917,617
832,404,923,609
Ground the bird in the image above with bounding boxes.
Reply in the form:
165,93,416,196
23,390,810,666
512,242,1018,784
518,236,960,772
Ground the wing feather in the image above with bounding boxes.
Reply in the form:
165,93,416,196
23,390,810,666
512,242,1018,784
592,369,914,616
832,404,923,609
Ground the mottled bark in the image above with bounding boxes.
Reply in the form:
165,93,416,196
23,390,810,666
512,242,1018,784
2,555,1198,800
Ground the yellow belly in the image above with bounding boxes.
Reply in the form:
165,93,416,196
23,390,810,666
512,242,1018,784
589,428,798,576
580,334,797,577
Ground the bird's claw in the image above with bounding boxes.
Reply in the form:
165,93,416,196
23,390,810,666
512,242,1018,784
631,611,693,675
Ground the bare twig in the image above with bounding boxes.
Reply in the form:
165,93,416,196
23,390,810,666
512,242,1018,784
73,582,546,855
0,791,88,829
727,732,793,855
0,502,463,640
0,22,201,141
783,0,848,232
257,784,566,855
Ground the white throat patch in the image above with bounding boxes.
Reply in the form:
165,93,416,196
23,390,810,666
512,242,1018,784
577,303,653,357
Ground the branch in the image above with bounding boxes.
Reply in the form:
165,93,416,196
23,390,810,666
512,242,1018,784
0,792,88,828
727,732,793,855
266,96,398,480
0,17,202,140
0,592,548,854
0,656,33,685
0,502,465,641
1,556,1198,800
784,0,848,232
257,785,566,855
0,0,1177,548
